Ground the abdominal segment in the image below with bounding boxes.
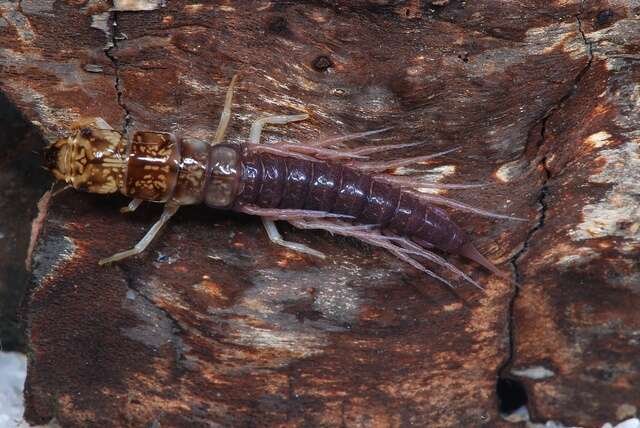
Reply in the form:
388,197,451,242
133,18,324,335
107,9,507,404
234,149,468,254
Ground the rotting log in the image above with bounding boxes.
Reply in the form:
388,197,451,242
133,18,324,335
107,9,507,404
0,1,638,427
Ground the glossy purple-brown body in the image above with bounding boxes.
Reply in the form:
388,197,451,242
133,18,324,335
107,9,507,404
231,146,467,253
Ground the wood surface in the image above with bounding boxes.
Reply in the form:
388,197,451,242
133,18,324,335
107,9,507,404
0,1,638,427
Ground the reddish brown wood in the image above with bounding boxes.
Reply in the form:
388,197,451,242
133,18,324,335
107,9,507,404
1,1,638,427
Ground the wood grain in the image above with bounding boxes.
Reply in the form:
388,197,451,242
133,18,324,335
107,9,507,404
1,1,638,426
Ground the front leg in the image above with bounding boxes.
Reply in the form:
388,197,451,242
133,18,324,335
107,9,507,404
99,203,179,265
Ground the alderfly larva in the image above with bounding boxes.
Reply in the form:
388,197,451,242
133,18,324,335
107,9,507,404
44,75,521,289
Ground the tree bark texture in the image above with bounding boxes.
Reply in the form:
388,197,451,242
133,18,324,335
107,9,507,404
0,1,638,427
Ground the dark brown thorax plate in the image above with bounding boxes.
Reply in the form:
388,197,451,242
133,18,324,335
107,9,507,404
125,131,180,202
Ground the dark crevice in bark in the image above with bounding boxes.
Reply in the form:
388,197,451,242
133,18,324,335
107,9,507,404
497,6,594,423
104,11,132,136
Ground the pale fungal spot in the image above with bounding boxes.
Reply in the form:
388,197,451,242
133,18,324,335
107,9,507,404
442,302,462,312
511,366,555,380
309,9,329,22
257,3,272,12
112,0,166,11
218,5,235,12
616,404,638,422
406,65,423,76
495,158,530,183
183,4,204,13
555,247,598,268
584,130,613,148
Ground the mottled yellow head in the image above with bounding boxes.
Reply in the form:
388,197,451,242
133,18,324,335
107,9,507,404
44,120,127,194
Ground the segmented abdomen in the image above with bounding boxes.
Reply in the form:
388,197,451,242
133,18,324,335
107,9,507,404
235,150,467,253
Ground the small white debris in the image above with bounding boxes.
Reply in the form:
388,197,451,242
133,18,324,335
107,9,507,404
112,0,166,11
511,365,555,380
90,12,110,34
616,404,638,422
584,131,613,149
0,352,26,427
602,418,640,428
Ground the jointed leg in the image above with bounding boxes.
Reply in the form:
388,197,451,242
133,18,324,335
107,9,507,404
99,203,180,265
211,74,239,146
120,198,143,214
238,205,354,220
249,114,309,145
262,218,326,259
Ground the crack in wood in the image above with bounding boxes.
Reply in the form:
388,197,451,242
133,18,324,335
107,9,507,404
498,5,595,421
104,11,132,136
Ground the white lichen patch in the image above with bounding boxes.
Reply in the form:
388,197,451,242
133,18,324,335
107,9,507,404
584,131,613,149
112,0,166,11
570,141,640,243
511,365,555,380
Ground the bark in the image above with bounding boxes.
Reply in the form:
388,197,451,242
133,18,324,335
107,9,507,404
0,0,638,427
